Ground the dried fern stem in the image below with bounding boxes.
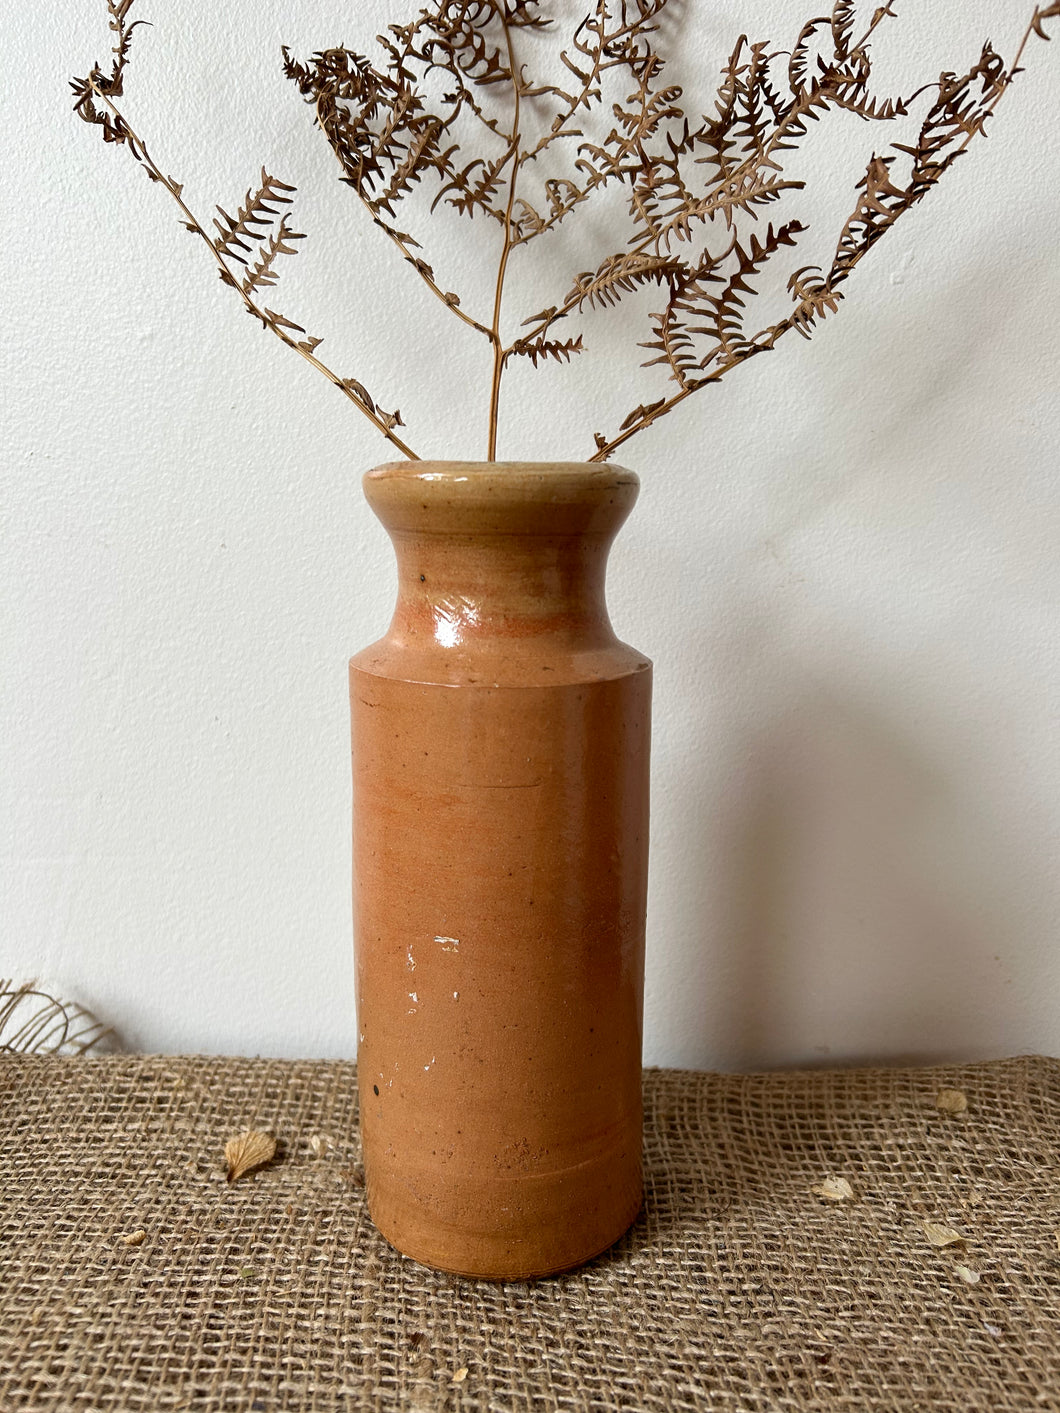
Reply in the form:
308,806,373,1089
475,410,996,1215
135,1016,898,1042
486,19,525,460
74,0,1059,462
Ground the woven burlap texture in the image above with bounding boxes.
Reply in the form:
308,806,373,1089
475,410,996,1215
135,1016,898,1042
1,1055,1058,1412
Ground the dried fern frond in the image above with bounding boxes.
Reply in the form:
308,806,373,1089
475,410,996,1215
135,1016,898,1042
240,215,306,296
71,7,419,459
0,981,116,1055
212,170,297,265
505,334,585,368
74,0,1059,462
565,253,685,313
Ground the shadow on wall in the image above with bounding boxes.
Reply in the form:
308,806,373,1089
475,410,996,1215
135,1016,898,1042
698,688,1022,1072
638,231,1056,1074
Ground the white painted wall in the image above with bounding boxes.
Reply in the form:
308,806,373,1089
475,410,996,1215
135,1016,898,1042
4,1,1058,1066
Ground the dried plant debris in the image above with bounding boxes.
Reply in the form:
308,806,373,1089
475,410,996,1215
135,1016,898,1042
936,1087,969,1114
309,1133,334,1159
955,1264,981,1284
225,1130,277,1183
118,1229,147,1246
812,1176,855,1202
0,980,114,1055
452,1367,469,1385
923,1220,966,1248
73,2,1059,461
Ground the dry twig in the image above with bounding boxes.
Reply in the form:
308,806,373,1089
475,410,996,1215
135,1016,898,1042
0,980,114,1055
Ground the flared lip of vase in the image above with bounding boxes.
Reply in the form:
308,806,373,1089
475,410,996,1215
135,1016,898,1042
363,460,640,537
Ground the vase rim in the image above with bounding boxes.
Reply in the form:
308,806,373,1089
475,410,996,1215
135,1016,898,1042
368,459,636,482
363,460,639,537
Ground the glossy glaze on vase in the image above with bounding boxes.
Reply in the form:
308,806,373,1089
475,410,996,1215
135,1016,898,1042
350,461,651,1280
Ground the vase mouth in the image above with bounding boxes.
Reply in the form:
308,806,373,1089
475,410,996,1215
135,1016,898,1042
364,460,639,538
368,459,632,469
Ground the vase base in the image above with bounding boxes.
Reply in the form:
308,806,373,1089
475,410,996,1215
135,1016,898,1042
368,1186,644,1282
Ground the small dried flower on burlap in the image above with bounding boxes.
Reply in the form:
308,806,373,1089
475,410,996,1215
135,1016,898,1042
225,1130,277,1183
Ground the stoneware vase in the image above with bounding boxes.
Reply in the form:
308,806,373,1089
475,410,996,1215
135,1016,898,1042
350,461,651,1279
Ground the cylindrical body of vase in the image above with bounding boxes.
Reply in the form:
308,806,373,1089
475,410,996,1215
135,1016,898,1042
350,461,651,1279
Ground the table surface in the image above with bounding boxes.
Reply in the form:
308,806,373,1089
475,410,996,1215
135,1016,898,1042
1,1053,1058,1411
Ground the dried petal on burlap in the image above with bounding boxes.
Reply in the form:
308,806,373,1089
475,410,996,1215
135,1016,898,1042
923,1220,966,1248
225,1130,277,1183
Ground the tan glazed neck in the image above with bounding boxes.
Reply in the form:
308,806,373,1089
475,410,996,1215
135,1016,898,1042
357,462,647,686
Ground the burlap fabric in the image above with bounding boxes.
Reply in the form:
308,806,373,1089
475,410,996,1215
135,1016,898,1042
1,1055,1058,1411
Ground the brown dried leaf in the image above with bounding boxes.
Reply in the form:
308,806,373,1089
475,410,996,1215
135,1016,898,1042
619,399,667,432
212,169,295,264
263,308,306,335
507,334,584,369
341,379,375,412
565,253,683,313
225,1129,277,1183
923,1220,965,1247
936,1087,968,1114
240,215,306,295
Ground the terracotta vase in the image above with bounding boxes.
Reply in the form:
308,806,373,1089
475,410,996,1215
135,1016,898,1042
350,461,651,1279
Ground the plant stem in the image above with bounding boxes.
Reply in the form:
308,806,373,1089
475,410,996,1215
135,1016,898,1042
588,385,695,463
486,17,522,461
88,81,421,460
317,101,494,343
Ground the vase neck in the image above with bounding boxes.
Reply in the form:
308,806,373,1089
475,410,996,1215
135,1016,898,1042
387,527,618,652
363,462,640,660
